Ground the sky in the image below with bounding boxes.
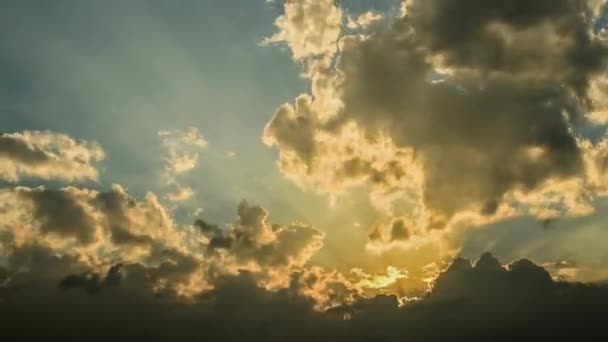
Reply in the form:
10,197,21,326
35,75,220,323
2,0,608,340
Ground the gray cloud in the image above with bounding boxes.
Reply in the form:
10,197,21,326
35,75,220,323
198,200,325,287
264,0,608,233
1,250,608,341
406,0,606,97
0,183,337,305
17,187,97,244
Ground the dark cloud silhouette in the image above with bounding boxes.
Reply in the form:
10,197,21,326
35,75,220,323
59,273,102,294
2,250,608,341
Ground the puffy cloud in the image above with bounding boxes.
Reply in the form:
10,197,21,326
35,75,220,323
0,184,198,282
0,180,446,312
262,0,342,61
0,131,104,182
0,183,353,307
15,187,99,244
264,0,608,237
197,200,325,289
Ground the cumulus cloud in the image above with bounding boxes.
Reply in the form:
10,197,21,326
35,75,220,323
264,0,608,238
0,185,194,270
195,200,329,291
4,2,608,339
0,179,452,313
0,131,104,182
0,183,356,307
262,0,342,61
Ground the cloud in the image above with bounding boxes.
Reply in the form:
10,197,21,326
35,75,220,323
2,250,608,340
197,200,325,289
346,11,384,29
262,0,342,61
0,182,349,306
0,179,443,312
389,219,411,241
158,127,208,202
264,0,608,237
0,184,196,277
159,127,208,176
0,131,104,182
3,3,608,338
166,185,195,203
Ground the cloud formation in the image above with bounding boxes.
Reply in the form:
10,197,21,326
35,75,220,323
2,2,608,340
0,131,104,183
264,0,608,238
2,247,607,341
159,127,207,176
0,182,352,305
158,127,208,202
0,127,606,338
263,0,342,61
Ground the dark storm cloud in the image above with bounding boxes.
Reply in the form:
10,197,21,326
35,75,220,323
265,0,608,231
339,0,607,225
407,0,606,97
2,250,608,341
59,273,102,294
340,28,585,225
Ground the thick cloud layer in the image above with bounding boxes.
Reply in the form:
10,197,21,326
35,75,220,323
2,250,607,341
0,131,104,182
264,0,608,236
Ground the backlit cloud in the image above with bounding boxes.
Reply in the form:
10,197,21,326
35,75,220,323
262,0,342,61
264,0,608,240
0,131,104,183
158,127,208,202
3,1,608,340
